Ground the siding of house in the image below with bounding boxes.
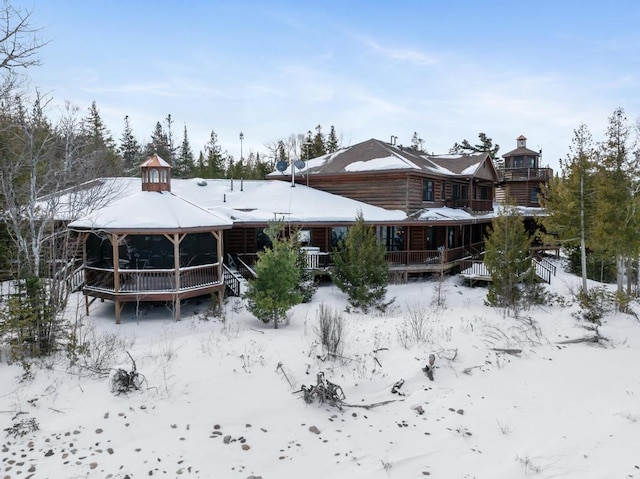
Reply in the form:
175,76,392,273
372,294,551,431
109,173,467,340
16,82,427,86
224,228,255,255
306,173,411,212
496,181,543,207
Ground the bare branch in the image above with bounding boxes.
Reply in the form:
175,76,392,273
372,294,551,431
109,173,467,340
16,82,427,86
0,2,45,71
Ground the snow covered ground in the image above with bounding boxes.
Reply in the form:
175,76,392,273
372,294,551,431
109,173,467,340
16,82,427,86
1,258,639,479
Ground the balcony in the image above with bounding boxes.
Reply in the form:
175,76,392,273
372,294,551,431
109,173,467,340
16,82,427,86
497,167,552,182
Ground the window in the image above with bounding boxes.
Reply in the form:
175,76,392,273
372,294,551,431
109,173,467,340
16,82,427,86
422,179,434,202
531,187,541,204
377,226,405,252
441,181,447,200
150,168,159,183
298,229,311,246
452,184,468,200
425,227,437,250
256,228,272,251
331,227,348,249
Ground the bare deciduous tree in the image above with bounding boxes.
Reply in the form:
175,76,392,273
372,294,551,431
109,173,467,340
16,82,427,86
0,2,44,72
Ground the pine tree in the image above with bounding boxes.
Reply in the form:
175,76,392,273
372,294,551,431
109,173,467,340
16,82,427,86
541,124,597,292
592,108,640,294
450,132,500,159
309,124,326,158
410,131,425,152
143,121,173,162
244,224,302,328
331,210,391,313
78,101,122,177
197,129,226,178
326,125,339,153
484,202,532,312
173,124,195,178
164,114,177,165
119,115,141,175
253,152,272,179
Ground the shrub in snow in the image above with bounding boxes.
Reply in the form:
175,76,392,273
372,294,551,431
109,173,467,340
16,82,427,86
484,203,532,313
315,304,345,357
331,210,393,313
4,415,39,438
244,223,302,329
574,286,614,325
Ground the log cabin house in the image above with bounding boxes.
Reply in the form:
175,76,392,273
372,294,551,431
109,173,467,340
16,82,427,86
60,135,552,321
267,138,501,279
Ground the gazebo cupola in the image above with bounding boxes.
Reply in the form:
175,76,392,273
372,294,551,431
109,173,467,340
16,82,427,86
516,134,527,149
140,154,172,192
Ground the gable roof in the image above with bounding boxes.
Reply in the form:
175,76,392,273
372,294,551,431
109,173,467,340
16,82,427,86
268,138,496,180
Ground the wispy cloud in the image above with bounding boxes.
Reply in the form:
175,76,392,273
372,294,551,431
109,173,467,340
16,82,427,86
356,35,439,66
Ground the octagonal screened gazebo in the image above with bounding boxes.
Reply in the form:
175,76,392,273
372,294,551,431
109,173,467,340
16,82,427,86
68,155,233,323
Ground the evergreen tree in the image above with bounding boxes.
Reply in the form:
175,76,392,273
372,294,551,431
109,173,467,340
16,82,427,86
164,114,177,164
450,132,500,159
331,210,391,313
253,152,272,179
143,121,173,162
592,108,640,294
326,125,339,153
277,140,287,161
173,124,195,178
541,124,597,292
309,124,326,158
410,131,425,152
119,115,141,175
484,202,532,312
197,129,227,178
78,101,122,177
244,224,302,328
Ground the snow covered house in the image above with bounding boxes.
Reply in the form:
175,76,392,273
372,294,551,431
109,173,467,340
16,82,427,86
267,138,499,275
62,154,407,322
67,155,233,323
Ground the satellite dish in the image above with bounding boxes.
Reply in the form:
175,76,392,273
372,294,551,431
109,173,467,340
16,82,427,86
276,160,288,172
294,159,306,170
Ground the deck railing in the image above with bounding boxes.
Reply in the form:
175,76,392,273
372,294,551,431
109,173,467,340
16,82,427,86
222,264,243,296
84,263,220,294
497,167,553,181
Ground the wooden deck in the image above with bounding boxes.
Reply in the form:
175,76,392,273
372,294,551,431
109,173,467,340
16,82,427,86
82,262,224,323
459,257,557,285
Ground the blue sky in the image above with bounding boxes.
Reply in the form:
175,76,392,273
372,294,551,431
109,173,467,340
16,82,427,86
14,0,640,170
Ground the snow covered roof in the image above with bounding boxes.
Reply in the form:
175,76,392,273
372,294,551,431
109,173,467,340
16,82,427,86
61,177,406,230
267,138,494,179
68,190,233,232
410,206,494,223
140,154,171,168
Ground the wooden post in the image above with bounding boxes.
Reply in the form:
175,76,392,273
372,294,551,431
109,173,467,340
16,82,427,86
174,233,183,320
213,230,224,309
